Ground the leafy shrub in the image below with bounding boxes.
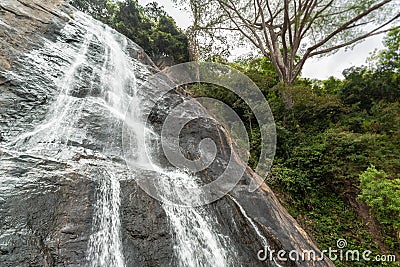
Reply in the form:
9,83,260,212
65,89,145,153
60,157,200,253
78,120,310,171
358,166,400,241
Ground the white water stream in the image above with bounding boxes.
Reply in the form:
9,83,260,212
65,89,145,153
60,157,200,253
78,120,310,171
3,11,243,267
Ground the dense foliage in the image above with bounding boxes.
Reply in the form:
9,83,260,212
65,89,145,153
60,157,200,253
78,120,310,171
189,29,400,266
358,166,400,239
70,0,190,64
68,3,399,263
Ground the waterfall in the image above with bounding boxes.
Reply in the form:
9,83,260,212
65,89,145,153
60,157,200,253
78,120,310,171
4,12,132,266
228,195,269,247
3,10,238,267
229,195,282,267
154,168,235,267
87,168,125,267
0,3,337,266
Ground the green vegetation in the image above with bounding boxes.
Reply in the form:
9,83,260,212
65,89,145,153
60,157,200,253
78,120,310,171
175,0,398,85
70,0,189,64
188,29,400,266
358,166,400,249
71,2,399,263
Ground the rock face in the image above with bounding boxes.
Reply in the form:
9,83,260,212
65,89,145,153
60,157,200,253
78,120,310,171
0,1,333,267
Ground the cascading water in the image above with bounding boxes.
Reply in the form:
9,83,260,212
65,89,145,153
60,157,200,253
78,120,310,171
228,195,281,267
2,10,237,267
3,12,132,267
87,168,125,267
154,168,235,267
0,3,336,266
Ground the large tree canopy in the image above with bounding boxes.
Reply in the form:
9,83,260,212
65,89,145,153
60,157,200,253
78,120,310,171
176,0,399,84
70,0,190,64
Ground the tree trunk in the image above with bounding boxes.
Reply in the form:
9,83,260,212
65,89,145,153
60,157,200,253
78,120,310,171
267,51,294,109
281,83,294,110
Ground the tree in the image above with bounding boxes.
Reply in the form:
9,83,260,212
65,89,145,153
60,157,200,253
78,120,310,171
113,0,153,54
373,27,400,72
149,15,190,63
175,0,399,85
70,0,190,65
144,2,167,21
70,0,114,23
340,28,400,109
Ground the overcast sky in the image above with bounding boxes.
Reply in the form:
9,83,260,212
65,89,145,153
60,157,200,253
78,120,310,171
138,0,386,80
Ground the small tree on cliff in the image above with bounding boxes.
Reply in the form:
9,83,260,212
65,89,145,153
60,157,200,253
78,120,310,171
175,0,399,85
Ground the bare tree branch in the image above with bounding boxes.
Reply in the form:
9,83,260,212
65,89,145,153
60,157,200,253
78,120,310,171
307,0,394,52
186,0,398,86
309,18,400,57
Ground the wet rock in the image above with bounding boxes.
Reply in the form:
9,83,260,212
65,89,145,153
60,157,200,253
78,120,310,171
0,1,333,267
61,224,78,235
145,81,333,267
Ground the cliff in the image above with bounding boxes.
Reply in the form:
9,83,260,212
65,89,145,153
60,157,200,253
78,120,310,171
0,1,333,266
